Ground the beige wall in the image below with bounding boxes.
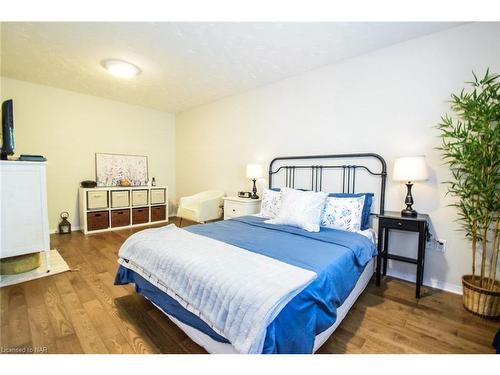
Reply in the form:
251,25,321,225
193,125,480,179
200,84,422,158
0,77,176,231
176,23,500,293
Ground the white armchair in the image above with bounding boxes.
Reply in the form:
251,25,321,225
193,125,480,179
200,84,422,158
177,190,225,226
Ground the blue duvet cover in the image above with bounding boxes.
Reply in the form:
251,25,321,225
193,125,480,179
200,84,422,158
115,215,376,353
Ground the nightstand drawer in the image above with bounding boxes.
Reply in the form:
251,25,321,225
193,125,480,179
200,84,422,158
111,190,130,208
225,201,245,219
224,199,260,220
87,190,108,209
381,217,420,231
132,190,148,206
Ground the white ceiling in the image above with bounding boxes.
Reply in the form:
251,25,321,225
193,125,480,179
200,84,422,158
0,22,463,113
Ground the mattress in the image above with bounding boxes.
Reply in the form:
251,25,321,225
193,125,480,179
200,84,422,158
150,257,375,353
115,215,377,353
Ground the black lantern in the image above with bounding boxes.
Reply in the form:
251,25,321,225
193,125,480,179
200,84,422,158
58,212,71,234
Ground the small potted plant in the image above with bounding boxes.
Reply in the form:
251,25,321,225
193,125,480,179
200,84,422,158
437,69,499,318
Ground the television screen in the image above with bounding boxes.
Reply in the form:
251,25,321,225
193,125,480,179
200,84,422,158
1,99,15,159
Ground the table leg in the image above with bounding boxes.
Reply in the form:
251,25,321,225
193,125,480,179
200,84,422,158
383,228,389,276
376,224,384,286
422,224,429,283
416,229,425,298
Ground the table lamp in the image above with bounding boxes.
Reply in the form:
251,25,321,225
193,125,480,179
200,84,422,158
246,163,263,199
393,156,428,217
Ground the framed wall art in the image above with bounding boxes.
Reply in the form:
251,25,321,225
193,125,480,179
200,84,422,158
95,153,148,187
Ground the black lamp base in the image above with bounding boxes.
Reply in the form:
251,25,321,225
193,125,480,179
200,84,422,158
401,182,418,217
401,208,418,217
251,178,259,199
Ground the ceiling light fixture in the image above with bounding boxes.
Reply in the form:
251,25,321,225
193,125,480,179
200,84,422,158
101,59,141,79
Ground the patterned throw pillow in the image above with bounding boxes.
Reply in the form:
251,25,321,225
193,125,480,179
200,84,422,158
260,189,281,219
329,193,374,230
321,195,366,232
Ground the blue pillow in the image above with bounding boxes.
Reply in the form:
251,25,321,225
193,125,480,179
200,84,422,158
328,193,374,230
268,188,374,230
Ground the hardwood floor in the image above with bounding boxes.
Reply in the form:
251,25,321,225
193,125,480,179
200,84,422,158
1,217,498,354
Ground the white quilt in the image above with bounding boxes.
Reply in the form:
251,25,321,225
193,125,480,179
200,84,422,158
117,224,316,354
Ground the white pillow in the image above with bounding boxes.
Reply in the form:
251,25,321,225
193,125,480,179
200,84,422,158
320,195,365,232
260,189,281,219
266,188,327,232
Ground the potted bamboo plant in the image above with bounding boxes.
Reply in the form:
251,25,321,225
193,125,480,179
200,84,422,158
437,69,499,318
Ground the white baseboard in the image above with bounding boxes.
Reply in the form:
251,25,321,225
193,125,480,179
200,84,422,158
386,268,463,295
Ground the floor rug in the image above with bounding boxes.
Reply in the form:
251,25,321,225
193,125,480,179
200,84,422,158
0,249,70,287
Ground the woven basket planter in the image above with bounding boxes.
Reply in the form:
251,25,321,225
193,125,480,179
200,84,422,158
462,275,500,319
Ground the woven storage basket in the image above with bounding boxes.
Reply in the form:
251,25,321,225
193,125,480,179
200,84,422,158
462,275,500,319
0,253,41,275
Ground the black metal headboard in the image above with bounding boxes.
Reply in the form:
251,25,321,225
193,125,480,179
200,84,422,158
268,153,387,215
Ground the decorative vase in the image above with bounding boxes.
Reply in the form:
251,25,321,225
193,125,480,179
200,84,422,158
462,275,500,319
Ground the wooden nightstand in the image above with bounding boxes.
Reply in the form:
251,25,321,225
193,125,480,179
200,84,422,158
376,211,429,298
223,197,261,220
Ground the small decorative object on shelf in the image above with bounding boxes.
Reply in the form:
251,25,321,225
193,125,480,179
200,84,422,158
119,178,131,187
58,211,71,234
151,177,156,186
80,180,97,188
246,163,263,199
392,156,428,217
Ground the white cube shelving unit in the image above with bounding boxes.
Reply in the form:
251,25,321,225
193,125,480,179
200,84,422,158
79,186,168,234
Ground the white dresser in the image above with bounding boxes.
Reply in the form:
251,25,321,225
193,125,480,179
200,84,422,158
223,196,261,220
79,186,169,234
0,161,51,270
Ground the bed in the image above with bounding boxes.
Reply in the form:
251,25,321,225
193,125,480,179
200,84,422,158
115,153,387,354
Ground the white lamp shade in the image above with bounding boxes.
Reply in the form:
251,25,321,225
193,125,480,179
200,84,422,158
246,163,263,179
393,156,429,182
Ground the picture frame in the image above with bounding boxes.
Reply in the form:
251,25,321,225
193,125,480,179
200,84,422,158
95,153,148,187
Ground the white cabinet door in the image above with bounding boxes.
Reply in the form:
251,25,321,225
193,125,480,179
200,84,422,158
0,161,50,258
